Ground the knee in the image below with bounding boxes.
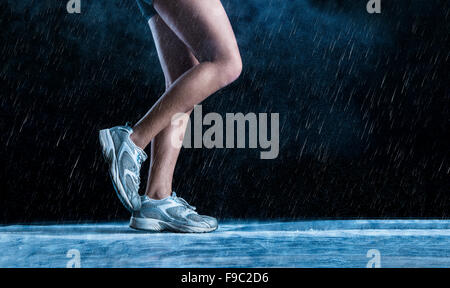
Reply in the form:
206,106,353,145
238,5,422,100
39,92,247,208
224,55,243,84
222,55,243,85
214,53,242,88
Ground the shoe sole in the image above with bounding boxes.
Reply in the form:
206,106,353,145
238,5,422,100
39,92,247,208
129,216,218,233
99,129,141,212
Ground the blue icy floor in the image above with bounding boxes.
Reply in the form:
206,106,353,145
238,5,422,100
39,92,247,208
0,220,449,268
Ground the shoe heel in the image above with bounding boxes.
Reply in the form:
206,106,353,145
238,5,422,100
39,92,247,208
130,217,164,232
99,129,113,161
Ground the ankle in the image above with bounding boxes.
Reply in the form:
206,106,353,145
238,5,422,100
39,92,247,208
146,188,172,200
130,130,146,150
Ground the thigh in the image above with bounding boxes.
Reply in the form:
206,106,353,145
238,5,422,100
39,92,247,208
152,0,240,63
149,15,199,87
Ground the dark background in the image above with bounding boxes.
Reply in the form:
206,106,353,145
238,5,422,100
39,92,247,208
1,0,448,223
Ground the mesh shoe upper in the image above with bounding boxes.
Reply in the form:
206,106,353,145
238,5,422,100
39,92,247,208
104,125,147,210
134,192,217,229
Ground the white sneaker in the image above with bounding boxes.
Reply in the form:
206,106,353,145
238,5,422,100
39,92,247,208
99,125,147,211
130,192,218,233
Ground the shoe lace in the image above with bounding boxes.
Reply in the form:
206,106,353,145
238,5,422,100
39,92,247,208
136,153,145,166
123,122,147,185
172,192,196,211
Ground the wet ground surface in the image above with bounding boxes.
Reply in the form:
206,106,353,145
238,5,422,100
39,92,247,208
0,220,449,267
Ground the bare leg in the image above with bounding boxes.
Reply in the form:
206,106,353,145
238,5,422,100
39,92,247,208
130,0,242,149
145,15,198,200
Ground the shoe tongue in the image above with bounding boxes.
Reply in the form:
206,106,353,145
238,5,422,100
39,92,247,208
123,123,133,132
